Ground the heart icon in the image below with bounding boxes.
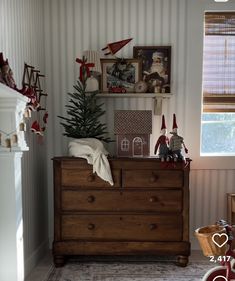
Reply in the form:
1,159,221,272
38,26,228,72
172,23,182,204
212,233,228,248
212,276,228,281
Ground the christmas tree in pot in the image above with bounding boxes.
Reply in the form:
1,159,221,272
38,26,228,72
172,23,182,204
58,56,111,143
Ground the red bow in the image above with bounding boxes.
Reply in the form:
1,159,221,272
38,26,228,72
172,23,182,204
76,57,94,82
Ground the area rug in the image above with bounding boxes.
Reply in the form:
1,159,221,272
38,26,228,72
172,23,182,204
45,258,213,281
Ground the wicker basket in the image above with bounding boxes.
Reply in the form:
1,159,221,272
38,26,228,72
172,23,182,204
195,225,227,256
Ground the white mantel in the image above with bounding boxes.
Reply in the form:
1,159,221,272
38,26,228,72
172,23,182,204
0,83,29,152
0,83,28,281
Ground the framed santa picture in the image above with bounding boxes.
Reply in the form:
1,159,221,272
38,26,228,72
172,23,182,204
133,46,171,93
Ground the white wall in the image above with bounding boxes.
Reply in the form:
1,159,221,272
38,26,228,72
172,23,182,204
0,0,48,276
44,0,235,251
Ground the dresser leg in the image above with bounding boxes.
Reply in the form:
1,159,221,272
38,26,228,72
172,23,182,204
54,255,65,267
176,255,188,267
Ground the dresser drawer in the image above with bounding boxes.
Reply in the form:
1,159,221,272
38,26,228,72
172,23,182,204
61,190,182,212
61,214,182,241
61,169,121,188
123,170,183,188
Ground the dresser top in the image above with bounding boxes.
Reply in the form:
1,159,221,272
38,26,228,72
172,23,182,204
53,156,191,170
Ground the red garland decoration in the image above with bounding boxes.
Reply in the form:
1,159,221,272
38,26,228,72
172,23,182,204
75,57,94,82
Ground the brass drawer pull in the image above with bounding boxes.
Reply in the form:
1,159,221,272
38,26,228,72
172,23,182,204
87,195,95,203
149,174,159,183
149,196,158,203
87,223,95,230
149,224,157,230
87,174,95,182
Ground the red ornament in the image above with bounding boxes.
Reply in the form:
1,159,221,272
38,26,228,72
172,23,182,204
31,121,43,136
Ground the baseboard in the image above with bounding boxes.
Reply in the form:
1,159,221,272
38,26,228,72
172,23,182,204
24,239,49,278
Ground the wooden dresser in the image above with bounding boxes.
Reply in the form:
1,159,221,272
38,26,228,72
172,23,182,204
52,157,191,267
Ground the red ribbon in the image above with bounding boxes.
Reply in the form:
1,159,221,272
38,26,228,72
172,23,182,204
76,58,94,81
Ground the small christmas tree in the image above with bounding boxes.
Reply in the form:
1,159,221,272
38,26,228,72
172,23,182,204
58,57,111,143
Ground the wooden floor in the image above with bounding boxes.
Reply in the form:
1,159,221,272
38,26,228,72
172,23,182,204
25,250,208,281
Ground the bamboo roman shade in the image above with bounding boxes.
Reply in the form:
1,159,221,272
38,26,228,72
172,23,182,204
203,12,235,112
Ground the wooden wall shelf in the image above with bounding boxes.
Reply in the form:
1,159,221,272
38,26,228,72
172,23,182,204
97,93,173,115
97,93,172,98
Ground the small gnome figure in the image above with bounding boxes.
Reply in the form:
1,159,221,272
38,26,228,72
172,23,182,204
154,115,169,161
169,114,188,162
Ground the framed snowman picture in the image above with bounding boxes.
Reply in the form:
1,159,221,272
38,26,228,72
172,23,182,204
133,46,171,93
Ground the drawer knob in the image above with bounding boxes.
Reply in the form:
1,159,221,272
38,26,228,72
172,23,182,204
149,223,157,230
87,174,95,182
149,174,159,183
149,196,158,203
87,223,95,230
87,195,95,203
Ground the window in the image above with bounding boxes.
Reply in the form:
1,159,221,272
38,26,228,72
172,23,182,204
201,12,235,155
201,113,235,155
121,137,129,151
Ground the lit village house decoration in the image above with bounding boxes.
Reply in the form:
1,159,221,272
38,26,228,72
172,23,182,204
114,110,152,157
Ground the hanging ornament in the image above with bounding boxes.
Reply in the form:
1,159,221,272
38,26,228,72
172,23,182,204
24,108,31,118
31,120,40,133
5,138,11,148
11,134,18,144
19,122,26,131
31,120,43,136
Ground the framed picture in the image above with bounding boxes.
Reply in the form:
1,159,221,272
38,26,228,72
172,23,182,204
101,59,142,93
133,46,171,93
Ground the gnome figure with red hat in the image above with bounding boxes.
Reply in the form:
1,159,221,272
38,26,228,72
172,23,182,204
169,114,188,162
154,115,170,161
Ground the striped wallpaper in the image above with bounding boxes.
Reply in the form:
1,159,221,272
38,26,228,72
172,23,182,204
1,0,235,277
44,0,235,251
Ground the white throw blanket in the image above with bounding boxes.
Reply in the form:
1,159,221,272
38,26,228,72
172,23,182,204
68,138,114,186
